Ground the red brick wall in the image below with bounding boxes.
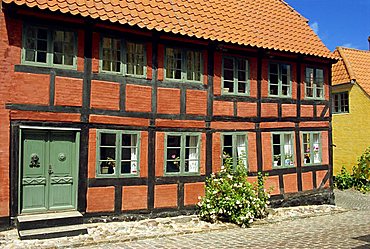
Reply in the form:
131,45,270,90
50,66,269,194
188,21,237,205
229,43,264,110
54,77,83,107
283,173,298,193
212,132,222,173
155,119,205,129
210,121,254,130
89,115,149,126
321,131,329,165
125,84,152,112
157,44,164,81
122,186,148,211
9,73,50,105
261,132,272,171
0,110,10,217
248,132,257,172
154,184,178,208
87,187,115,212
261,59,269,98
265,175,280,195
213,52,222,95
249,58,258,98
157,88,180,114
186,90,207,116
10,110,81,122
140,131,149,178
237,102,257,117
302,172,313,191
261,103,278,117
155,132,165,177
184,182,205,206
301,105,314,117
316,170,330,188
92,32,100,73
282,104,297,117
90,80,120,110
88,129,97,179
200,133,206,175
213,101,233,116
146,42,153,80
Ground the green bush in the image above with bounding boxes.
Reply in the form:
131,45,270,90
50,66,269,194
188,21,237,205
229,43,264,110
197,156,269,227
334,147,370,193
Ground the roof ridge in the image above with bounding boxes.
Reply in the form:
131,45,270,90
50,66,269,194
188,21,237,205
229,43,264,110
337,47,356,82
337,46,370,53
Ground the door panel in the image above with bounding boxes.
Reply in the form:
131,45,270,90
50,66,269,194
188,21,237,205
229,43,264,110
21,130,78,214
22,131,48,213
49,131,75,210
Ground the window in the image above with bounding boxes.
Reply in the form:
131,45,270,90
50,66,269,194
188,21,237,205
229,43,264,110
100,36,146,77
302,132,321,165
333,92,349,113
23,25,77,68
222,57,249,95
165,48,202,82
305,68,324,99
165,133,200,175
269,63,291,97
272,133,294,168
221,133,248,169
97,130,140,177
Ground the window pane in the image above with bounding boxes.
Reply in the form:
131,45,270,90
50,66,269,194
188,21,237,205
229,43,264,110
185,135,199,173
236,135,247,167
303,133,311,164
283,134,294,166
313,133,320,163
224,69,233,81
37,51,47,63
238,70,246,82
99,161,115,174
121,161,131,174
223,58,233,70
127,42,144,76
102,37,120,72
238,82,247,94
273,134,281,167
25,50,35,62
282,85,289,96
223,81,234,93
166,48,182,79
270,64,278,74
186,50,201,81
270,74,278,84
223,135,233,147
101,133,116,146
270,84,278,95
306,87,313,97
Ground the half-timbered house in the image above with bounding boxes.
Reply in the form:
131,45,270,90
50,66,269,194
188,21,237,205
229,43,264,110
0,0,336,232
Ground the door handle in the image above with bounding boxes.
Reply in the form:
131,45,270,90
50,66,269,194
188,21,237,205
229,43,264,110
48,165,54,175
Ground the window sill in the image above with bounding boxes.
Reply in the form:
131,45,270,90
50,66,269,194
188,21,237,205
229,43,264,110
21,62,77,71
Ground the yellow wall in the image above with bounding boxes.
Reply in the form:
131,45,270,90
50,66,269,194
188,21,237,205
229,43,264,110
332,83,370,175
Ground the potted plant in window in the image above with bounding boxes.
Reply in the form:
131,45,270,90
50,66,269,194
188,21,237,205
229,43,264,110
101,157,115,174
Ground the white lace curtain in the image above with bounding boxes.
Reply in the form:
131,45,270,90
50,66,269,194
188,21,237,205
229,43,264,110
188,136,198,173
130,134,137,174
236,135,247,168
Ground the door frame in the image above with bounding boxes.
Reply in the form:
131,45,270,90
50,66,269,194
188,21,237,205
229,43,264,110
17,126,81,215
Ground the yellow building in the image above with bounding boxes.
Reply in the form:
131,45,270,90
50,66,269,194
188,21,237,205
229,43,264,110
332,47,370,175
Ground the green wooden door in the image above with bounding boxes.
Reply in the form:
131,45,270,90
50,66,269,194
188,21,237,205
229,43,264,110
21,130,78,214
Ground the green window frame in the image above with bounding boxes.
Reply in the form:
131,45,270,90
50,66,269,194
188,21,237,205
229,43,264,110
222,56,249,95
268,63,291,97
164,47,203,83
164,133,201,175
332,92,349,114
99,36,146,77
302,132,322,165
221,133,248,169
272,132,295,168
305,67,324,99
96,130,140,178
22,25,77,69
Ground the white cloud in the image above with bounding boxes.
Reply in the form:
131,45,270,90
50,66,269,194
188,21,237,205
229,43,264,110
310,22,319,35
341,43,358,49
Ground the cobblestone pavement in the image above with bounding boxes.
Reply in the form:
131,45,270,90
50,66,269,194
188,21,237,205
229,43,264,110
80,190,370,249
1,189,368,249
81,209,370,249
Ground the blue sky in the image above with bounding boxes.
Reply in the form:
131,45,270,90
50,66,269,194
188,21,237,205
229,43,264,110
285,0,370,51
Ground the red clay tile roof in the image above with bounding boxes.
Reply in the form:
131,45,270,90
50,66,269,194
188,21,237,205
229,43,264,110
332,47,370,95
332,50,351,85
4,0,334,59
